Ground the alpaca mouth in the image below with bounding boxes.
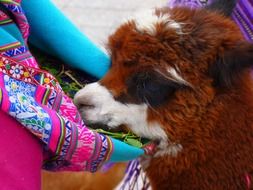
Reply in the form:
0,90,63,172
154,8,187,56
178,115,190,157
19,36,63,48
89,123,182,157
88,123,129,133
88,123,153,148
88,123,112,131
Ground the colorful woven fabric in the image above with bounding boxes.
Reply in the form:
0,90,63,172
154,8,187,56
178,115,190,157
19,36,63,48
0,0,37,67
0,0,114,172
2,0,30,42
0,55,113,172
0,0,147,175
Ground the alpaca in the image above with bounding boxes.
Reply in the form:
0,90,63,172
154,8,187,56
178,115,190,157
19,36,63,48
74,0,253,189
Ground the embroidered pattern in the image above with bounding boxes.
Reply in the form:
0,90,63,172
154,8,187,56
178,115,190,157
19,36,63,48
0,0,114,172
2,1,29,41
0,9,12,25
59,94,80,123
3,74,52,140
3,45,27,57
0,56,62,90
89,134,113,172
0,56,113,171
0,3,38,67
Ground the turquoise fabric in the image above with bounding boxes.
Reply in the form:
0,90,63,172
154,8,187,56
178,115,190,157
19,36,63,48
0,24,24,48
109,138,144,162
0,26,20,47
1,24,25,45
21,0,111,78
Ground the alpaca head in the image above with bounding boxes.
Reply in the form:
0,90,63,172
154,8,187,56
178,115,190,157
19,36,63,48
74,0,253,154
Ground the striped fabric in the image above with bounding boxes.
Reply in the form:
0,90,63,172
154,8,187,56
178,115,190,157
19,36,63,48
232,0,253,41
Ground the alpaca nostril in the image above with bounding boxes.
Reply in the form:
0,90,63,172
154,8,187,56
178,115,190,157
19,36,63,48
74,98,95,109
78,103,95,109
73,96,95,110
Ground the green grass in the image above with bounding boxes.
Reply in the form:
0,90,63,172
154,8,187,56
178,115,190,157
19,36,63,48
31,46,97,98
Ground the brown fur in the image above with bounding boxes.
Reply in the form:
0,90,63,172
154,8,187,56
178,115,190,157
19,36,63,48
98,7,253,190
42,163,126,190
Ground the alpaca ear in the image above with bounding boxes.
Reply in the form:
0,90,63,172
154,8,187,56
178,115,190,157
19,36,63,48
209,42,253,88
205,0,237,17
126,70,184,107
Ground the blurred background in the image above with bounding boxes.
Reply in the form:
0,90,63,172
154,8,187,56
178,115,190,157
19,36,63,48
52,0,168,48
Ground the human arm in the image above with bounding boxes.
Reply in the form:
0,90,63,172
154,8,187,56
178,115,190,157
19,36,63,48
21,0,110,78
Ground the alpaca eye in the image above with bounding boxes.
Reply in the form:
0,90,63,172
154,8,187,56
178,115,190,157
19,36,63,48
125,71,183,107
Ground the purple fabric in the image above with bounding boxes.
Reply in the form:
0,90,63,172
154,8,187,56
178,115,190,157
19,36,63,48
167,0,211,9
167,0,253,42
232,0,253,41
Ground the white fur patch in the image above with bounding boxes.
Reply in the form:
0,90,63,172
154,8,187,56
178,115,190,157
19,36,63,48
128,9,182,35
154,67,191,87
155,141,183,157
74,82,168,141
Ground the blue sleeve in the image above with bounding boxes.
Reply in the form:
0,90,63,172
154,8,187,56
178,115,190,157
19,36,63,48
21,0,110,78
109,138,144,162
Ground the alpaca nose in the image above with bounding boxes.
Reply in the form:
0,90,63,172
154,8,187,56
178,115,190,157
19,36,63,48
74,88,95,110
76,101,95,110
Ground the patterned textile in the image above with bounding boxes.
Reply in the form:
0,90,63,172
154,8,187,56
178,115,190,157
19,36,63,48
232,0,253,42
0,55,113,171
0,0,113,172
2,0,29,42
118,160,151,190
168,0,209,9
31,47,97,99
0,0,37,67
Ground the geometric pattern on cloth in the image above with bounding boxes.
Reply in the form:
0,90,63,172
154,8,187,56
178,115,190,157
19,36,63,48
3,74,51,141
0,56,62,91
2,45,28,57
0,55,113,172
2,0,30,42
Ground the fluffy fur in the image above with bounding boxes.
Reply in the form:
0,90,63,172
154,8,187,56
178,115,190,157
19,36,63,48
42,163,126,190
74,1,253,189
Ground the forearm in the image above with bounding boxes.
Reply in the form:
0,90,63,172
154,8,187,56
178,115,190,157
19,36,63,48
21,0,110,78
45,124,144,172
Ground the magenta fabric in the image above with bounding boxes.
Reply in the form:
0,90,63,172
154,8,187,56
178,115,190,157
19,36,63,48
0,110,43,190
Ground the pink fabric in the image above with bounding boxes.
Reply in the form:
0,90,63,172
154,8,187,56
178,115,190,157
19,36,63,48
0,56,101,171
0,0,114,174
0,110,43,190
